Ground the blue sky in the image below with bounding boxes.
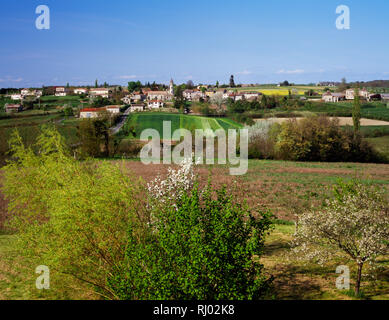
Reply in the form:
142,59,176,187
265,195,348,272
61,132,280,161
0,0,388,88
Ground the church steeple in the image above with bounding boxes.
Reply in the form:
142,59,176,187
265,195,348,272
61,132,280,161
169,78,174,95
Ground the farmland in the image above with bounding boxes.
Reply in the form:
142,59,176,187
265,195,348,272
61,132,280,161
125,112,243,138
1,159,388,300
232,85,325,96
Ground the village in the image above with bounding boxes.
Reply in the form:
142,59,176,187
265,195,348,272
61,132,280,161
3,78,389,116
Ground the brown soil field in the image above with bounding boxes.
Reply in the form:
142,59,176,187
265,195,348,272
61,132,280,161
1,160,388,226
255,117,389,126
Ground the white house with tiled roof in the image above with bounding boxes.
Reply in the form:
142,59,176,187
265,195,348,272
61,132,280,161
322,91,346,103
147,100,164,109
345,88,369,100
147,91,173,101
74,88,88,95
89,88,112,98
55,87,70,97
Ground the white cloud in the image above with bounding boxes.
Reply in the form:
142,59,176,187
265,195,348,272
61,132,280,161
118,75,137,79
277,69,305,75
0,77,23,83
237,70,252,75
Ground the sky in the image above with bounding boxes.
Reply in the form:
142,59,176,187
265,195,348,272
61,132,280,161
0,0,388,88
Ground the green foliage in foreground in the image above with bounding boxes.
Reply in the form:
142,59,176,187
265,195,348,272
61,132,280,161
2,126,146,299
2,126,273,300
108,184,274,300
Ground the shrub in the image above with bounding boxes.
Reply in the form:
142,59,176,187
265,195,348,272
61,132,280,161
2,126,146,299
246,121,280,159
108,162,274,300
275,116,384,163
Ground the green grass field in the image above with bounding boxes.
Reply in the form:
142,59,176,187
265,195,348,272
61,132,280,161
126,113,243,138
1,159,388,300
367,136,389,158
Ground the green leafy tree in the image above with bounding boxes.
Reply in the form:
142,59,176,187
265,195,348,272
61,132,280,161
353,87,361,137
2,126,146,299
109,182,274,300
78,113,111,158
127,81,142,93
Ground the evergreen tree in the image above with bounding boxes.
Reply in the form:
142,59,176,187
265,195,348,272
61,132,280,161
353,87,361,137
229,75,235,88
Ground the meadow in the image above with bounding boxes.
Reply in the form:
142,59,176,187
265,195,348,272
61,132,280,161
125,112,243,138
233,85,325,96
0,159,388,300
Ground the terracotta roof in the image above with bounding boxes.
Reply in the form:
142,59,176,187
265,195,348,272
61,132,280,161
147,91,170,95
80,108,102,112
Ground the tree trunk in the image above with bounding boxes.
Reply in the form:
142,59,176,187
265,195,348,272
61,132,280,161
355,263,363,296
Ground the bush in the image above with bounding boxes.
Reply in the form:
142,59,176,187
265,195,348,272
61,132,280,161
2,126,146,299
108,163,274,300
275,116,384,163
246,121,280,159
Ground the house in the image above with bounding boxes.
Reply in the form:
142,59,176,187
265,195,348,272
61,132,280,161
183,90,195,100
89,88,112,99
5,104,23,113
183,89,206,101
317,82,339,87
322,91,346,102
121,95,132,105
345,88,369,100
34,90,43,97
21,89,32,96
55,87,70,97
227,93,245,101
131,92,147,102
105,105,121,114
148,100,164,109
79,108,104,119
243,91,262,100
11,94,23,101
147,91,173,101
74,88,88,95
129,104,145,112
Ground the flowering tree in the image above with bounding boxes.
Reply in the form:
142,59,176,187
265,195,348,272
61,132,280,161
147,157,195,205
210,92,225,113
293,180,389,296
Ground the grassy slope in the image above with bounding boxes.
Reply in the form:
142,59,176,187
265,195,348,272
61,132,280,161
127,113,242,138
0,113,81,147
367,136,389,158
